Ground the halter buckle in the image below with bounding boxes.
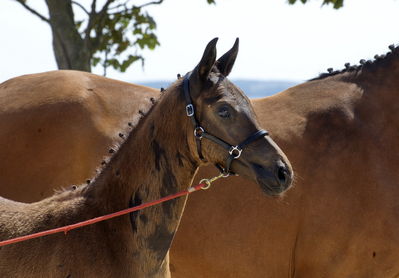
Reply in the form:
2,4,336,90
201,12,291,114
229,146,242,159
194,126,205,139
186,104,194,117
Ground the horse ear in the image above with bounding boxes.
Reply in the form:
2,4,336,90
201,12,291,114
195,38,218,81
216,38,239,77
189,38,218,96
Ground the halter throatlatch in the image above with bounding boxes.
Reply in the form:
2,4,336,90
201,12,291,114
183,73,268,176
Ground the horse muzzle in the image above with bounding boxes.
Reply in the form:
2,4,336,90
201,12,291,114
251,159,293,196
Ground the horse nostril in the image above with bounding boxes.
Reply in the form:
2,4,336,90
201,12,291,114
277,166,288,186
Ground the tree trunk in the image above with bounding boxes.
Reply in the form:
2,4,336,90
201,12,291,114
45,0,91,72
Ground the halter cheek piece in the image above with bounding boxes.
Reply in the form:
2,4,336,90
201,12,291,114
183,73,268,176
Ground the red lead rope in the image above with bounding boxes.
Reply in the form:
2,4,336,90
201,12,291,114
0,178,219,247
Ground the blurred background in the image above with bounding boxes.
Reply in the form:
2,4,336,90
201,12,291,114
1,0,398,97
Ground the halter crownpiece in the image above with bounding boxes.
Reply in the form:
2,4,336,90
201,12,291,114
183,73,268,176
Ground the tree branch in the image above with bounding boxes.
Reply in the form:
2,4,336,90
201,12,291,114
88,0,115,47
83,0,98,44
91,0,97,13
86,0,114,37
107,0,163,13
108,0,131,11
99,0,116,15
137,0,163,9
71,1,90,16
108,0,164,16
14,0,50,23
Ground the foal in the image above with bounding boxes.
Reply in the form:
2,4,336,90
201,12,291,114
0,38,292,277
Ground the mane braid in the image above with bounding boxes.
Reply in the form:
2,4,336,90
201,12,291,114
310,43,399,81
0,75,200,277
81,76,191,204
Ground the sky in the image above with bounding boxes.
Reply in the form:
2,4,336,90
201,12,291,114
1,0,399,83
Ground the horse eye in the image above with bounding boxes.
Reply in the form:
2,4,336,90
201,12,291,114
218,107,230,118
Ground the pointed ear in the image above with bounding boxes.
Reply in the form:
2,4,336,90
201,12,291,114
191,38,218,82
189,38,218,99
216,38,239,77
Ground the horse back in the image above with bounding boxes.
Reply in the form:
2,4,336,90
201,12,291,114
0,70,158,202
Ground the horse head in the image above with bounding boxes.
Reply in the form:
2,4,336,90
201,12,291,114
184,38,293,195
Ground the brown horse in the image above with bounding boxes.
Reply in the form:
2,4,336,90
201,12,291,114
170,46,399,277
0,39,292,277
2,43,398,276
0,69,158,202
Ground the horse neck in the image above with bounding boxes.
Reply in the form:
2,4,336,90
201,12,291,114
83,82,200,275
86,81,199,209
337,55,399,149
282,58,399,193
354,54,399,114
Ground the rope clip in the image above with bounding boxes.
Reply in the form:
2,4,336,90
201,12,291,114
199,173,228,190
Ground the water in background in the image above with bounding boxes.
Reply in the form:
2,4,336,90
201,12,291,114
136,79,299,98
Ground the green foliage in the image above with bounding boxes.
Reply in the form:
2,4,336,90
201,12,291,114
75,1,162,73
288,0,344,9
14,0,213,73
75,0,215,73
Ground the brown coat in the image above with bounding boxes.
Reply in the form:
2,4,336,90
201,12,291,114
172,53,399,277
3,44,397,277
0,39,291,277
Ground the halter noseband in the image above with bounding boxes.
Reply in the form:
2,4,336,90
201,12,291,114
183,73,268,176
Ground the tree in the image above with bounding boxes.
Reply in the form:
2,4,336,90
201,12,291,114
13,0,340,75
13,0,214,74
288,0,344,9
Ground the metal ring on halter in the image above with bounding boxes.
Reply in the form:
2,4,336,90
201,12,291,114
194,126,205,139
199,178,212,190
186,104,194,117
229,146,242,159
183,74,268,176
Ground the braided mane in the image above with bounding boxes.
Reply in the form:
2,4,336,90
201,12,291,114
311,43,399,81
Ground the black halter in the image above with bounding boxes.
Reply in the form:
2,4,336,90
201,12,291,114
183,73,268,176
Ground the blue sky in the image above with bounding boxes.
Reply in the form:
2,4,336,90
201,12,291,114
1,0,399,83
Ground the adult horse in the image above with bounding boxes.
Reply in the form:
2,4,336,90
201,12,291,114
1,43,399,276
0,38,292,277
0,69,158,202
